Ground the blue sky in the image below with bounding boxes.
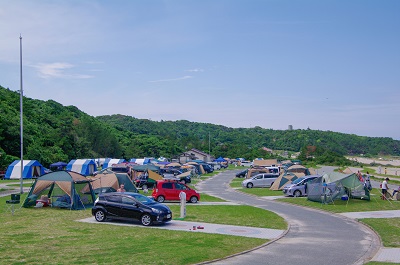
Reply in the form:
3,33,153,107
1,0,399,140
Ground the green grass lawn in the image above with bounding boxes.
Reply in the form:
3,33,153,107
199,193,226,202
168,205,287,230
361,218,400,247
0,194,286,265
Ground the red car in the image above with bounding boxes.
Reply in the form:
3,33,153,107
152,180,200,203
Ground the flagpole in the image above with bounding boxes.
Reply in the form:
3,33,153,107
20,35,24,194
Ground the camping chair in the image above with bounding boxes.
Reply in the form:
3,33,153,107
6,193,21,215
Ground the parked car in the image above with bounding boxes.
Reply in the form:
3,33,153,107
159,168,191,184
207,162,221,170
159,168,182,178
92,192,172,226
134,174,156,189
239,161,252,167
197,163,213,173
242,173,278,188
236,169,248,178
220,162,228,169
282,175,320,197
152,180,200,203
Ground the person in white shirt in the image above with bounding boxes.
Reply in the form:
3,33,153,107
382,177,389,199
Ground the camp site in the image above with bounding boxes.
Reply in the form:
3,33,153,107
1,156,400,264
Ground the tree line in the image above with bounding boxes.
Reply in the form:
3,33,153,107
1,85,399,169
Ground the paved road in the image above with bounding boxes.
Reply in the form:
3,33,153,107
196,170,380,265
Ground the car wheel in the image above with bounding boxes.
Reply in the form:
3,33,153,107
294,190,302,197
94,209,106,222
142,184,148,190
247,182,253,188
141,214,152,226
189,196,198,203
157,196,165,203
181,179,186,184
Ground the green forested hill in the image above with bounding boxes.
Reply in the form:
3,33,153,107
0,86,122,168
1,85,399,169
96,114,400,158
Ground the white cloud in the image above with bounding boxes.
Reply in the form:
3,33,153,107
185,68,204,72
31,62,94,79
149,75,193,83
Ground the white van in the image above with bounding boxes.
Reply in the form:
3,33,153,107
242,173,278,188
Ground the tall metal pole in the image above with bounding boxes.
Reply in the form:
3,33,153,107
20,35,24,194
208,132,211,161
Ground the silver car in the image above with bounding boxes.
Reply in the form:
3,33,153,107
242,173,278,188
282,175,320,197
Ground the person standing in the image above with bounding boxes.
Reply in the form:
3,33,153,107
382,177,389,200
117,184,126,192
365,171,372,190
357,171,364,182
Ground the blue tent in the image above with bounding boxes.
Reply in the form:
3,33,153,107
102,158,126,169
4,160,45,179
66,159,97,176
129,158,151,165
214,157,227,162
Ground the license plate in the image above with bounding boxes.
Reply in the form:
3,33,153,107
167,214,171,218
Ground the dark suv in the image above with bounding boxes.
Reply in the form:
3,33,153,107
92,192,172,226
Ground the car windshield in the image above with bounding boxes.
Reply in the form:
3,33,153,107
130,193,155,204
292,177,305,184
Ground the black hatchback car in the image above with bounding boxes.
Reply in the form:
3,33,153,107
92,192,172,226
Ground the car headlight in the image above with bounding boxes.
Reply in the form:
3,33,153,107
152,208,161,214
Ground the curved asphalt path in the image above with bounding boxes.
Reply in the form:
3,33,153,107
196,169,380,265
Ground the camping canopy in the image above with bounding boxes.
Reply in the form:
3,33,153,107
23,171,96,210
66,159,97,176
87,172,137,194
307,172,370,203
49,161,68,171
214,157,227,162
286,164,310,175
5,160,45,179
